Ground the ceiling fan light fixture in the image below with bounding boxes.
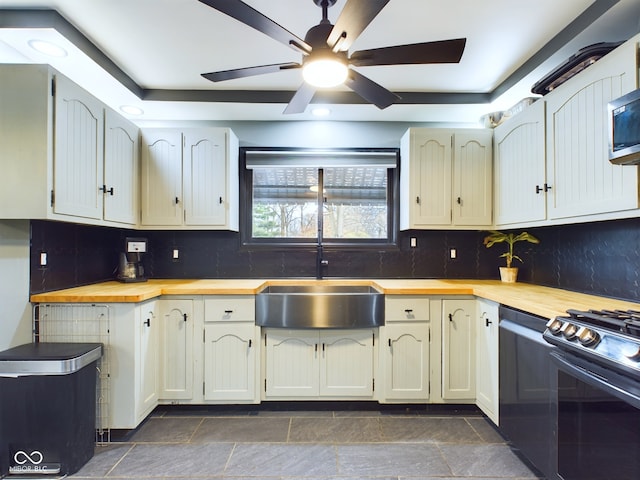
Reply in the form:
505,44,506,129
302,57,348,88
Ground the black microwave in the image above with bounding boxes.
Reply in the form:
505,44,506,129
608,87,640,165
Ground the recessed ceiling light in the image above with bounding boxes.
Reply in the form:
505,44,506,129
28,39,68,58
119,105,144,116
311,107,331,117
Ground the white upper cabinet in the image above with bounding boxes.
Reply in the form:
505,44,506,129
103,108,139,225
53,74,104,220
494,99,547,226
0,64,139,227
140,128,239,230
400,128,492,230
545,37,639,221
494,35,640,228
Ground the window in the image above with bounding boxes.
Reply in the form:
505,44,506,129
240,148,399,248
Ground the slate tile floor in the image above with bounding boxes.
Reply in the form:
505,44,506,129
73,405,544,480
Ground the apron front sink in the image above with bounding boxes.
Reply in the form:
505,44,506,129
256,284,385,329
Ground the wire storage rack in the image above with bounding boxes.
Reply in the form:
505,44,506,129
33,304,112,443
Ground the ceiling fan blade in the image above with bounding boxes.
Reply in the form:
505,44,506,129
327,0,390,52
283,83,316,114
202,62,301,82
349,38,467,66
344,69,400,109
198,0,312,54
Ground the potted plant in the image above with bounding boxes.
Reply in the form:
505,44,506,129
483,230,540,283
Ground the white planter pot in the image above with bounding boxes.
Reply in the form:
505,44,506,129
499,267,518,283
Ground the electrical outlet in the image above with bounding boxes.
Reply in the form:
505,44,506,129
40,252,47,266
450,248,457,259
172,249,179,259
410,237,417,248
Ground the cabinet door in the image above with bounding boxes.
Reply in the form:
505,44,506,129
442,299,475,400
381,324,430,400
158,299,194,400
203,324,257,401
138,301,159,416
319,330,374,397
452,131,492,226
104,109,138,225
545,39,639,220
141,129,183,226
265,330,319,397
494,100,547,226
410,130,453,226
183,129,227,226
476,298,499,424
54,74,104,219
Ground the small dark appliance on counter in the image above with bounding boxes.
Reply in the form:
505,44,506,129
117,237,147,283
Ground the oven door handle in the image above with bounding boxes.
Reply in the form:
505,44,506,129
551,351,640,409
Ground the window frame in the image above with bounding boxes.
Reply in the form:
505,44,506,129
239,146,400,251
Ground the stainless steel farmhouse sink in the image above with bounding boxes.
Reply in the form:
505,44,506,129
256,284,384,329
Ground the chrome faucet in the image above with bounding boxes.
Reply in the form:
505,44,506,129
316,245,328,279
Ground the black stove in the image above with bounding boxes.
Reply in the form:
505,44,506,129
543,308,640,378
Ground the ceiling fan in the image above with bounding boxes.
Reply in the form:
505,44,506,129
198,0,466,114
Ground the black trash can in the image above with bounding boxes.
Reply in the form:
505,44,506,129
0,342,102,477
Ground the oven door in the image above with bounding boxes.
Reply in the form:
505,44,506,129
551,350,640,480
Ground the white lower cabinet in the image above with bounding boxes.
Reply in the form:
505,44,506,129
379,296,430,402
476,298,499,424
441,299,476,400
264,329,375,399
203,296,260,403
158,299,194,400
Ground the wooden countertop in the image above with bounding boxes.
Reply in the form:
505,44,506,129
30,278,640,320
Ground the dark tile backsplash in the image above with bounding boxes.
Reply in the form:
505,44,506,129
29,218,640,303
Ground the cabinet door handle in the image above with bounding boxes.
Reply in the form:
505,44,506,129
544,183,552,192
485,318,492,327
183,313,188,322
448,313,453,322
175,196,180,205
248,339,252,348
404,309,413,313
536,185,543,194
224,310,233,314
416,196,420,204
144,318,151,327
315,343,318,352
456,196,461,205
219,196,223,204
388,339,392,347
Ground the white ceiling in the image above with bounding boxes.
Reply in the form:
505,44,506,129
0,0,639,124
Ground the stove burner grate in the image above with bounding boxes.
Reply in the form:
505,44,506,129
565,309,640,338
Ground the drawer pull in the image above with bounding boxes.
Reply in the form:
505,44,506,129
224,310,233,314
404,309,413,313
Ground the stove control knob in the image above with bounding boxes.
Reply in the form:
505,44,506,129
560,322,578,340
545,318,564,335
625,348,640,362
576,326,599,346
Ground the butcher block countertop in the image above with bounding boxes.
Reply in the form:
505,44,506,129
30,278,640,320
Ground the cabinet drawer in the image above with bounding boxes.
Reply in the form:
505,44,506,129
205,296,255,322
385,296,429,321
